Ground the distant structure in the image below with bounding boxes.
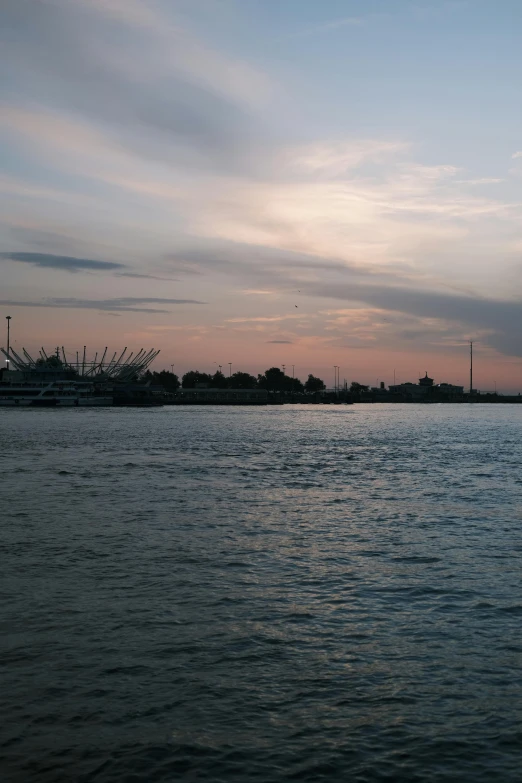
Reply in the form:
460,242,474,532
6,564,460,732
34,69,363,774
0,345,160,382
388,372,464,401
419,371,434,388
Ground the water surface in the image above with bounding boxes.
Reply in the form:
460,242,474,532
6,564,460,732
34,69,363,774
2,404,522,781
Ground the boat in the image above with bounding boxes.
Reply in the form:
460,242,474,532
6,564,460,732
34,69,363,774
0,378,112,406
0,343,162,407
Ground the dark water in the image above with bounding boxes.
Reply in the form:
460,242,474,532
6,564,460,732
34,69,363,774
2,404,522,782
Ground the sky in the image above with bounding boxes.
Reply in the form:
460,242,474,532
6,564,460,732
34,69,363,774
2,0,522,391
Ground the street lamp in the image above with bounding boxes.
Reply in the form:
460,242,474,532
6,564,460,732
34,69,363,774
228,362,232,377
5,316,11,369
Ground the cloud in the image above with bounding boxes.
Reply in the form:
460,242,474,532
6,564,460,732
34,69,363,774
0,251,125,272
456,178,504,185
2,0,272,176
163,145,517,280
242,289,277,295
168,237,407,285
2,1,520,371
117,272,178,281
266,340,293,344
0,296,206,313
287,140,409,178
226,314,303,323
512,152,522,159
305,281,522,357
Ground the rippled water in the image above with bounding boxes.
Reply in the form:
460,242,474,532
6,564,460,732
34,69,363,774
2,404,522,782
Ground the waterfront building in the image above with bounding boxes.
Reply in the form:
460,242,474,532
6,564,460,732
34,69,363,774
388,374,464,401
388,381,430,401
435,383,464,399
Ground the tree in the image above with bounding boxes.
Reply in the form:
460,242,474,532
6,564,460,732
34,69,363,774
228,371,258,389
258,367,286,391
182,370,213,388
289,376,304,393
143,370,180,390
350,381,369,393
258,367,304,393
36,355,63,368
154,370,180,391
304,374,326,392
212,370,228,388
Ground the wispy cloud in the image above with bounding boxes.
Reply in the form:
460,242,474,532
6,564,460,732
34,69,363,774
226,314,304,323
242,289,277,295
117,272,178,281
304,281,522,357
0,252,125,272
2,0,521,377
455,178,504,185
0,297,206,313
2,0,272,176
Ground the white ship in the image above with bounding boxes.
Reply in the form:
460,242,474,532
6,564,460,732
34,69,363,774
0,343,161,407
0,378,112,407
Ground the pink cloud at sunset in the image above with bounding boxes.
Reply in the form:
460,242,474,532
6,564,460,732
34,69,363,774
2,0,522,392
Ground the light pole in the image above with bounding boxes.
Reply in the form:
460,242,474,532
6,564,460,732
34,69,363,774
334,365,338,394
228,362,232,377
5,316,11,369
469,340,473,395
170,364,174,374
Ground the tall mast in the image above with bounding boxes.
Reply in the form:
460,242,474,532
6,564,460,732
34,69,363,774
5,315,11,368
469,340,473,395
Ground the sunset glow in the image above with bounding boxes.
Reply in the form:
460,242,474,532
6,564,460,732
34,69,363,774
2,0,522,391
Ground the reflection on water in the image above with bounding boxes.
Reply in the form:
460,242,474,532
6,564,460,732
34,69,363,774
2,404,522,781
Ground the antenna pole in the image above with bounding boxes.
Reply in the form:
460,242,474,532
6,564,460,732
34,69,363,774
5,316,11,368
469,341,473,395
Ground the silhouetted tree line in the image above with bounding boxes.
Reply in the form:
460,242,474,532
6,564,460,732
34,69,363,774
143,367,326,393
36,355,64,368
142,370,180,390
350,381,369,393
